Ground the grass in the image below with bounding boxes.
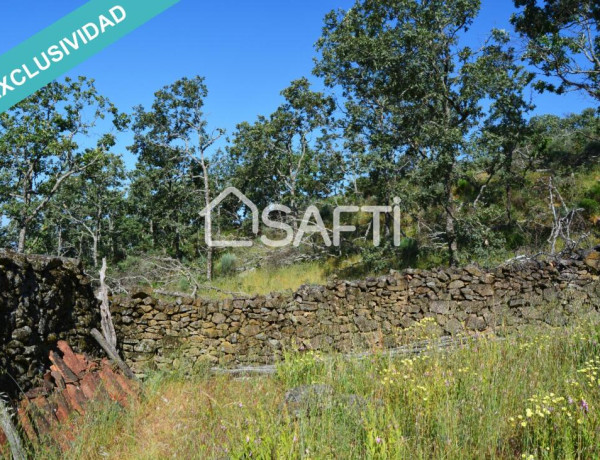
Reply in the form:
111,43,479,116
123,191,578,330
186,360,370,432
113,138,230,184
20,317,600,459
197,255,365,298
201,261,328,298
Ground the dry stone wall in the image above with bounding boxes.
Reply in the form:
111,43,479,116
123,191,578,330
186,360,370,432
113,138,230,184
112,248,600,373
0,252,100,396
3,250,598,389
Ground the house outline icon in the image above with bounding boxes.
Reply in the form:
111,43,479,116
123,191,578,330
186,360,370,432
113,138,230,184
199,187,259,248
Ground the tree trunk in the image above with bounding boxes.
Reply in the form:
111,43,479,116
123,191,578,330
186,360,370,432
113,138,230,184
174,224,182,260
289,186,299,231
17,226,27,253
504,148,515,225
91,328,136,381
93,207,102,268
108,216,116,261
444,156,458,267
57,226,63,256
149,219,155,249
17,163,33,254
506,183,513,224
98,259,117,350
207,247,213,282
199,147,213,282
78,234,84,259
92,234,99,269
440,54,459,267
446,208,458,267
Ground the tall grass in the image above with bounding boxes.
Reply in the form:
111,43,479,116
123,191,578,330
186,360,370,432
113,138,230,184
25,319,600,459
200,261,328,298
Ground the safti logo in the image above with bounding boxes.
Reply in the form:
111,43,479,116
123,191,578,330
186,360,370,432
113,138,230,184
200,187,404,249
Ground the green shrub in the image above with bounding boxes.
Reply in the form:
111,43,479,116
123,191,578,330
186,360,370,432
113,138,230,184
397,237,419,267
455,178,476,200
504,227,527,249
361,238,420,273
586,183,600,202
217,253,238,276
579,198,600,217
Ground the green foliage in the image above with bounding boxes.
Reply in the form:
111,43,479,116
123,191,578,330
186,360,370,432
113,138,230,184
586,183,600,202
128,76,224,266
0,76,126,253
0,1,598,279
579,198,600,217
361,238,419,273
503,226,527,250
455,178,477,201
529,110,600,171
512,0,600,100
315,0,535,266
51,151,127,266
227,78,342,214
216,253,238,277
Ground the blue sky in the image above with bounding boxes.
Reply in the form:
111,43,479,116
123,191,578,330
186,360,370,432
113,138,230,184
1,0,595,169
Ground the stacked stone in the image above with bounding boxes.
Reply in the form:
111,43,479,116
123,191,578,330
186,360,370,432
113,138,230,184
2,249,597,397
112,292,292,373
112,249,600,372
0,252,100,396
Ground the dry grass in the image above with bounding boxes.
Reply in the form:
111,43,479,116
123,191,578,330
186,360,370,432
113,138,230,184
195,261,335,299
25,319,600,459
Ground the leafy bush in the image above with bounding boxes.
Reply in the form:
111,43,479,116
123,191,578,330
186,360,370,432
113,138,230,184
586,183,600,202
217,253,238,277
579,198,600,217
397,237,419,267
361,238,420,273
503,226,527,249
455,178,476,201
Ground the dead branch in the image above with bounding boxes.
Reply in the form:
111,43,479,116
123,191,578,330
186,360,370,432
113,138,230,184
547,177,586,255
90,329,137,382
97,258,117,351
